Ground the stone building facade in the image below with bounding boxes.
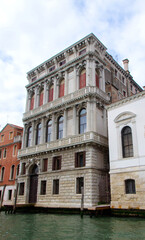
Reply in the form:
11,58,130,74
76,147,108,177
17,33,142,209
0,124,23,207
107,91,145,210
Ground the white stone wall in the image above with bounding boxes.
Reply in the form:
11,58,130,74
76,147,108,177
108,92,145,209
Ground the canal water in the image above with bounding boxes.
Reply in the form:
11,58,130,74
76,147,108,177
0,212,145,240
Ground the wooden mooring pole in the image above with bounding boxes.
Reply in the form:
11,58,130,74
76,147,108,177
80,186,84,218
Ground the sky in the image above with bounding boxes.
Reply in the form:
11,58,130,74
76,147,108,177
0,0,145,130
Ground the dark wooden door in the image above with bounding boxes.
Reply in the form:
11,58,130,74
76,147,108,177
29,174,38,203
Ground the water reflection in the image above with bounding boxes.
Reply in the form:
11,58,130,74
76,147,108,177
0,212,145,240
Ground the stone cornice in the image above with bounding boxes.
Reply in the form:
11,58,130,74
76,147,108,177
27,33,107,77
106,90,145,111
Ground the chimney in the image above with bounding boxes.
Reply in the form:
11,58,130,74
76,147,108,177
122,59,129,72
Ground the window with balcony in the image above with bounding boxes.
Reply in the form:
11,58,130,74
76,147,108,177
57,116,63,139
26,126,32,147
36,123,41,145
79,69,86,89
46,120,52,142
79,109,86,134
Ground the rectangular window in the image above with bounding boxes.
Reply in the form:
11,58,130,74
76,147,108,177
52,156,61,171
9,132,13,140
53,179,59,194
125,179,136,194
79,49,86,55
49,66,55,72
21,163,26,175
3,148,7,158
59,60,66,66
13,145,17,156
75,152,86,168
1,135,4,142
8,190,12,200
76,177,84,194
40,180,46,195
42,158,48,172
19,182,25,195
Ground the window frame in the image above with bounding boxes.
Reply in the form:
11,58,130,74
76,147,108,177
121,126,133,158
52,156,62,171
26,126,32,147
36,123,41,145
53,179,59,195
40,180,47,195
19,182,25,195
46,120,52,142
125,179,136,194
57,116,63,139
0,167,5,181
79,109,86,134
42,158,48,172
10,165,15,180
76,177,84,194
75,151,86,168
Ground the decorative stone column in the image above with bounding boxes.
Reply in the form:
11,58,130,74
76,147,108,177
64,71,68,95
87,101,91,132
73,105,77,135
40,118,45,144
63,109,67,138
25,90,30,112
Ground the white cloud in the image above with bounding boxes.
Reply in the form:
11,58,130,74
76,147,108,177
0,0,145,130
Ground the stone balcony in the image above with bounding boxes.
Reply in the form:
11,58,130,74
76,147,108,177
23,87,110,121
14,135,22,143
18,131,108,158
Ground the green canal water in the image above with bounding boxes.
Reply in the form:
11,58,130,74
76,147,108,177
0,212,145,240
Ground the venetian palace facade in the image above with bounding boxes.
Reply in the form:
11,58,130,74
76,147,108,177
17,33,142,209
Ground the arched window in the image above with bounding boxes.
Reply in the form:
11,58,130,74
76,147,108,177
36,123,41,145
39,89,44,106
30,94,35,110
0,167,5,181
121,126,133,158
96,70,99,88
46,120,52,142
59,79,65,98
79,109,86,134
57,116,63,139
79,69,86,89
26,126,32,147
10,165,15,180
49,84,54,102
125,179,136,194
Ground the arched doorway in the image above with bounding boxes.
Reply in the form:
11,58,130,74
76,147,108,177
29,164,38,203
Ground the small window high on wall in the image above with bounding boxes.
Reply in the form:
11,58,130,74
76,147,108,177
79,69,86,89
121,126,133,158
59,79,65,98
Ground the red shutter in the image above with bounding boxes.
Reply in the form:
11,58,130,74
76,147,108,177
39,92,43,106
43,158,48,172
59,83,64,97
96,74,99,88
79,73,86,89
30,96,34,110
49,87,53,102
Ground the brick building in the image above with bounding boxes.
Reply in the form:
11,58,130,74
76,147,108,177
0,124,23,207
17,33,142,210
